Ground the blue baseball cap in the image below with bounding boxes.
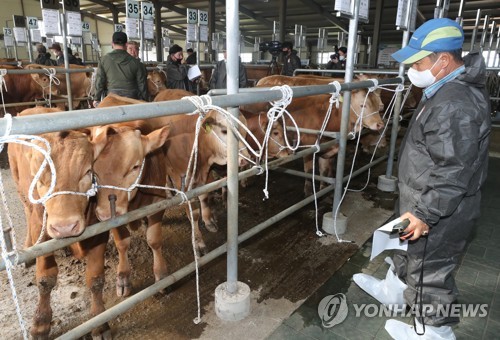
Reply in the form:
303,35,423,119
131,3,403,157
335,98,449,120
392,18,464,64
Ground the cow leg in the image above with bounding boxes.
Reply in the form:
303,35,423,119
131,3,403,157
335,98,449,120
32,255,58,339
146,212,168,282
111,226,133,297
85,240,112,340
303,155,314,196
184,200,207,256
318,157,334,191
199,193,218,232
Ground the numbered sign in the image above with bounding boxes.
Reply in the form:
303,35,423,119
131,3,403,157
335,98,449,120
142,2,154,20
82,21,90,32
27,17,39,29
114,24,124,32
40,0,59,10
126,0,140,19
13,15,26,28
187,8,197,24
198,10,208,25
63,0,80,12
3,28,14,47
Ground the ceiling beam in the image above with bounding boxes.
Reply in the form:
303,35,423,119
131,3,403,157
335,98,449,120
297,0,348,33
216,0,274,28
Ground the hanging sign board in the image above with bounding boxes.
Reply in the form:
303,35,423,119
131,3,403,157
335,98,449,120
27,17,39,29
187,8,197,24
66,11,82,36
71,37,82,45
126,0,140,19
82,21,90,32
141,2,154,20
3,28,14,47
143,20,154,40
63,0,80,12
83,31,92,44
41,9,60,36
334,0,369,22
13,15,26,28
40,0,59,10
13,27,27,43
31,29,42,43
199,25,209,42
198,10,208,25
114,24,124,32
125,17,139,39
186,23,197,42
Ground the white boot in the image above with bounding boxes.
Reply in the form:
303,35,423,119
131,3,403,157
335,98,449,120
385,318,456,340
353,257,407,307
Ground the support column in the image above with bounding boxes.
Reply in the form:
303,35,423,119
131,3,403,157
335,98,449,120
369,0,383,67
279,0,286,43
209,0,216,62
154,0,162,62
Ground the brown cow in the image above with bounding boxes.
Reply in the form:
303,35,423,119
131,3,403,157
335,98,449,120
147,69,167,100
92,120,169,297
251,75,385,195
0,65,56,115
94,93,248,296
25,64,92,110
7,107,109,339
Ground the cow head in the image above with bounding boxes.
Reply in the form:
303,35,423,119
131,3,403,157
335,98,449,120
26,64,60,97
92,122,170,221
27,130,105,239
349,88,385,132
256,113,290,159
147,70,167,97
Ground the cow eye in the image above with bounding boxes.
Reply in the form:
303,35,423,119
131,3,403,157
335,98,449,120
131,164,141,172
221,129,228,135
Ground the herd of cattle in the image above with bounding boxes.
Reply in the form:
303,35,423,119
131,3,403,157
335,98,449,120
1,62,421,338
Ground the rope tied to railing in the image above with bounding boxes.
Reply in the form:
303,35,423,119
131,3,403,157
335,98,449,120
42,67,61,107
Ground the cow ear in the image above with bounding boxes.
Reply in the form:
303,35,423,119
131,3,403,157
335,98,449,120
202,117,216,134
144,126,170,154
91,126,109,159
258,113,269,131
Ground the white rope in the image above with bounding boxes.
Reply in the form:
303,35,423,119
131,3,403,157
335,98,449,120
42,68,60,107
0,114,29,339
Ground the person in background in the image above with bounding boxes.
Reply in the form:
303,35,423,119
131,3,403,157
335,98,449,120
35,44,56,66
127,41,140,59
166,44,191,90
209,50,247,89
93,32,148,106
329,46,347,70
73,52,83,65
185,48,197,65
49,43,64,65
66,47,83,65
280,41,301,76
353,18,491,340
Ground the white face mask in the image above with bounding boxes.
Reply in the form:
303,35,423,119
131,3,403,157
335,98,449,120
407,58,442,88
339,55,345,61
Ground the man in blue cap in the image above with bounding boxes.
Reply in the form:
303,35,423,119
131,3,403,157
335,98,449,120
353,18,491,339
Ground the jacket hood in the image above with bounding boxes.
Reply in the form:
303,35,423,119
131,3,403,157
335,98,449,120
456,51,486,87
108,49,135,65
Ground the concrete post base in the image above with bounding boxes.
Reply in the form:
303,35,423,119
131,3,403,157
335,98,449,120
322,211,347,235
377,175,398,192
215,281,251,321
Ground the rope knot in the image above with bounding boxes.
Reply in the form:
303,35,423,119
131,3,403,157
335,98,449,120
368,78,379,92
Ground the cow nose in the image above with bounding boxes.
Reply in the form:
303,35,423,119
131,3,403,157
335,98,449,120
239,157,248,167
48,220,82,238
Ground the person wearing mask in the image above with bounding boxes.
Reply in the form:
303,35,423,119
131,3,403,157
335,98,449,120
280,41,301,76
166,44,190,90
73,52,83,65
66,47,83,65
49,43,64,65
353,18,491,339
330,47,347,70
93,32,148,106
185,48,197,65
209,50,247,89
34,44,56,66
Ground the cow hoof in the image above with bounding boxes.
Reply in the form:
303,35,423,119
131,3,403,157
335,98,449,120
203,220,218,233
91,324,112,340
116,277,132,297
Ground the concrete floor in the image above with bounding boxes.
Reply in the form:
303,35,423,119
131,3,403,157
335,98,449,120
267,145,500,339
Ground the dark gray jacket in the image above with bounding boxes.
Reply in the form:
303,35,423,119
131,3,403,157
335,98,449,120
94,49,148,101
209,59,247,89
398,51,491,226
166,58,190,90
281,50,301,76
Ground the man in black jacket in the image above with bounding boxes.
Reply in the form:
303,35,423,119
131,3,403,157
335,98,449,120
280,41,301,76
353,18,491,340
34,44,56,66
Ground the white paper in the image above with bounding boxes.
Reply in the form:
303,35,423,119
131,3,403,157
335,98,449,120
31,29,42,43
199,25,208,42
188,65,201,80
186,23,197,42
143,19,154,40
42,8,60,36
66,11,82,37
370,217,408,261
13,27,26,43
125,17,139,39
4,35,14,47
